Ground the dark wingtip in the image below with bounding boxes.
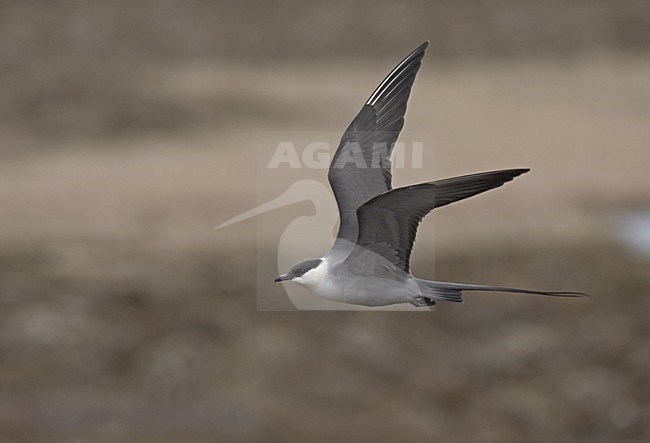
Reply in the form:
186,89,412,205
409,41,429,58
492,168,530,183
365,40,430,106
508,168,530,177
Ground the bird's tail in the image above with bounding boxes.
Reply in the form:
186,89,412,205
415,279,588,303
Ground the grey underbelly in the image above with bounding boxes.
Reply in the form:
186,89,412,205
318,275,416,306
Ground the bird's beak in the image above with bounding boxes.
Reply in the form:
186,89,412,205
274,274,289,283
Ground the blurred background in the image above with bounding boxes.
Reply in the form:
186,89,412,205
1,0,649,441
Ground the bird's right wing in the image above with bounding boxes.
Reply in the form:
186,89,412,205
346,169,530,273
328,41,429,244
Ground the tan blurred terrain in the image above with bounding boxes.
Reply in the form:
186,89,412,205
1,1,650,442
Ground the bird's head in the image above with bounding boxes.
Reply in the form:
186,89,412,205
274,259,323,284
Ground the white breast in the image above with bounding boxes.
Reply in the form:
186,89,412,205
292,258,413,306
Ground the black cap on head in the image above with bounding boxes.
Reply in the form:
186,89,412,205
274,259,322,282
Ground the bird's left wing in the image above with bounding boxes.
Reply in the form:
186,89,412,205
347,169,529,273
328,41,429,244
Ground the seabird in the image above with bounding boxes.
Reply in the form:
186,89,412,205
274,41,587,307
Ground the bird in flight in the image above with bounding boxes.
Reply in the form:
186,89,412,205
274,41,587,307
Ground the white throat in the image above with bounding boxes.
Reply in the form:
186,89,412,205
294,258,329,289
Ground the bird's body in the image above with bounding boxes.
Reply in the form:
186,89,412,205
274,41,587,307
297,256,418,307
